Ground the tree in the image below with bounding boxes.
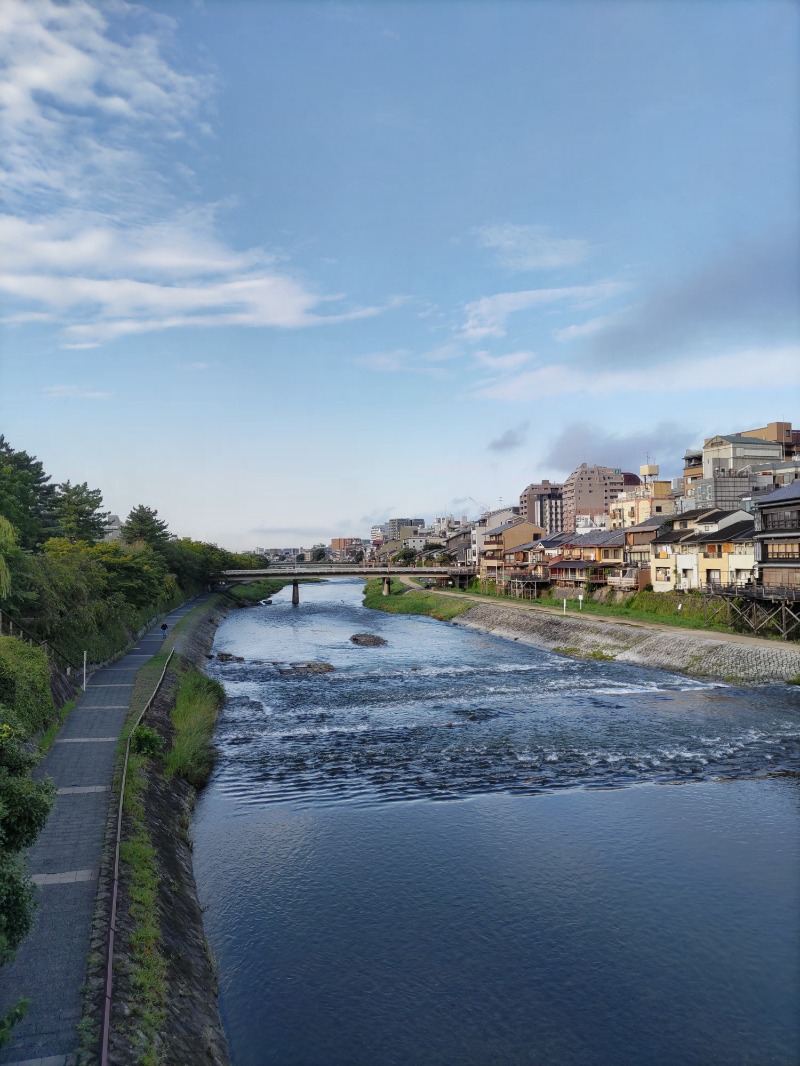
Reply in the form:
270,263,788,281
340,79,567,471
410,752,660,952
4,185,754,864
393,548,418,566
0,518,17,600
54,481,109,544
0,437,58,550
311,547,327,562
122,505,170,550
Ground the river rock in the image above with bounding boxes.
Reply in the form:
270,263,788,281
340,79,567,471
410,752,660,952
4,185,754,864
350,633,388,646
216,652,245,662
278,661,335,676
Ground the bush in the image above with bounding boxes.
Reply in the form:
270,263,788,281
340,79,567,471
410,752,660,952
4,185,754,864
0,773,54,852
131,725,165,759
0,852,35,964
0,638,55,737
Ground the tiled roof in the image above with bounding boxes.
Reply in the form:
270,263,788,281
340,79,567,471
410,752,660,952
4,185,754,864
757,480,800,504
568,529,625,547
653,529,697,544
708,434,779,447
694,520,755,544
485,519,526,536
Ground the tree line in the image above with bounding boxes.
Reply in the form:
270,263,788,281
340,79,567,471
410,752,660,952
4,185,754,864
0,435,261,662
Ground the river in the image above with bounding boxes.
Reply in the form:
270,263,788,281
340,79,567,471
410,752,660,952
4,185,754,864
193,579,800,1065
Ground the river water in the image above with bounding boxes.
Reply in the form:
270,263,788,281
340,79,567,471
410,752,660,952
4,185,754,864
193,579,800,1065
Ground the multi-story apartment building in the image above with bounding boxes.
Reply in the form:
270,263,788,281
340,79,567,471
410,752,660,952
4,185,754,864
609,477,675,529
738,421,797,460
648,508,751,592
702,435,783,479
753,481,800,590
518,480,563,534
469,506,519,565
479,519,545,584
562,464,640,532
330,537,364,560
385,517,424,541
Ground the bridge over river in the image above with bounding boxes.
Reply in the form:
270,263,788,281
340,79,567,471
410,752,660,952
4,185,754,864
221,565,477,603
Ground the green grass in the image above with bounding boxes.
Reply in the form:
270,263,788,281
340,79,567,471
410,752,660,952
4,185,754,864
553,646,615,661
164,667,225,788
362,579,472,622
440,584,738,634
226,578,291,603
119,753,167,1066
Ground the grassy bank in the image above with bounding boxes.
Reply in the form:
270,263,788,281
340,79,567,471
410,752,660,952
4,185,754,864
106,600,228,1064
362,578,472,622
440,584,746,635
226,577,319,604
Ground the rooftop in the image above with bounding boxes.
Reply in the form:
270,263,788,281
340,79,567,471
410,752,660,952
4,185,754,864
757,480,800,505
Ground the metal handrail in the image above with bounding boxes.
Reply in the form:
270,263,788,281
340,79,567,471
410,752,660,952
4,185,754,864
100,648,174,1066
0,609,79,673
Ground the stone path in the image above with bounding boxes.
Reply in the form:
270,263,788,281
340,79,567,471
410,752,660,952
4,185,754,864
0,603,198,1066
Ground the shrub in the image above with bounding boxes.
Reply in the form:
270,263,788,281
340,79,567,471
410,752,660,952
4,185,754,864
0,773,54,852
0,638,55,737
131,725,165,759
0,852,35,964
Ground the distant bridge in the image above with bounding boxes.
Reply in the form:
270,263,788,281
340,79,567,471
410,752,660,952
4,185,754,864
220,564,476,603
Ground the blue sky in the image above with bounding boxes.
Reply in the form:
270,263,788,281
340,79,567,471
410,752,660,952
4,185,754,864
1,0,798,548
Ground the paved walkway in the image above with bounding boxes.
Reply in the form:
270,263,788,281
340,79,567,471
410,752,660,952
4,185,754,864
0,602,198,1066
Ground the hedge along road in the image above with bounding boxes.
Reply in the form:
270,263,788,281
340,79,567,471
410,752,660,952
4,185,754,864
0,602,198,1066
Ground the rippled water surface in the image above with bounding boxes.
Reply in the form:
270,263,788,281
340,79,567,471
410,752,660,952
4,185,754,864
193,580,800,1065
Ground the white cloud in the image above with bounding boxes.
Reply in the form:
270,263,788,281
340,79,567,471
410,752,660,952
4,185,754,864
42,384,110,399
460,282,625,341
474,224,591,271
469,345,800,401
354,350,447,377
0,1,381,348
474,350,534,371
554,309,629,342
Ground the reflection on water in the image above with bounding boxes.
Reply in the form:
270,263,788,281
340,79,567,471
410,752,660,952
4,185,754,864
193,580,800,1066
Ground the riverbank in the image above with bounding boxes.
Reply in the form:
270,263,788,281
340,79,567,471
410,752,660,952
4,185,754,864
81,595,236,1066
366,581,800,683
455,601,800,683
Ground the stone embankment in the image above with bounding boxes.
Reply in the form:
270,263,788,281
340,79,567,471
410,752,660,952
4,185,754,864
453,602,800,683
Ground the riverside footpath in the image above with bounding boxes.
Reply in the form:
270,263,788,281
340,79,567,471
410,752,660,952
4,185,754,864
0,602,198,1066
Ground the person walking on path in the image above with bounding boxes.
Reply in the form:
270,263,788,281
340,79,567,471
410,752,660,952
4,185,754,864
161,621,168,640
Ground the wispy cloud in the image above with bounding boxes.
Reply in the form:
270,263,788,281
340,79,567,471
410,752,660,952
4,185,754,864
460,282,625,341
0,1,381,348
353,350,447,377
42,384,110,399
474,224,590,272
488,421,530,453
475,350,533,371
469,345,800,401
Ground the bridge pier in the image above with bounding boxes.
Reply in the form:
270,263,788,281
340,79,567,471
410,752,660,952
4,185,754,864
382,577,391,597
292,579,300,606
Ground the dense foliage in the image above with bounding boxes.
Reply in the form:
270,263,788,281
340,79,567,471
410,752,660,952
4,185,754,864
0,437,262,663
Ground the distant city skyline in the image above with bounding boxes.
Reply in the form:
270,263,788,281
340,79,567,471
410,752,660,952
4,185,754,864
2,0,798,548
